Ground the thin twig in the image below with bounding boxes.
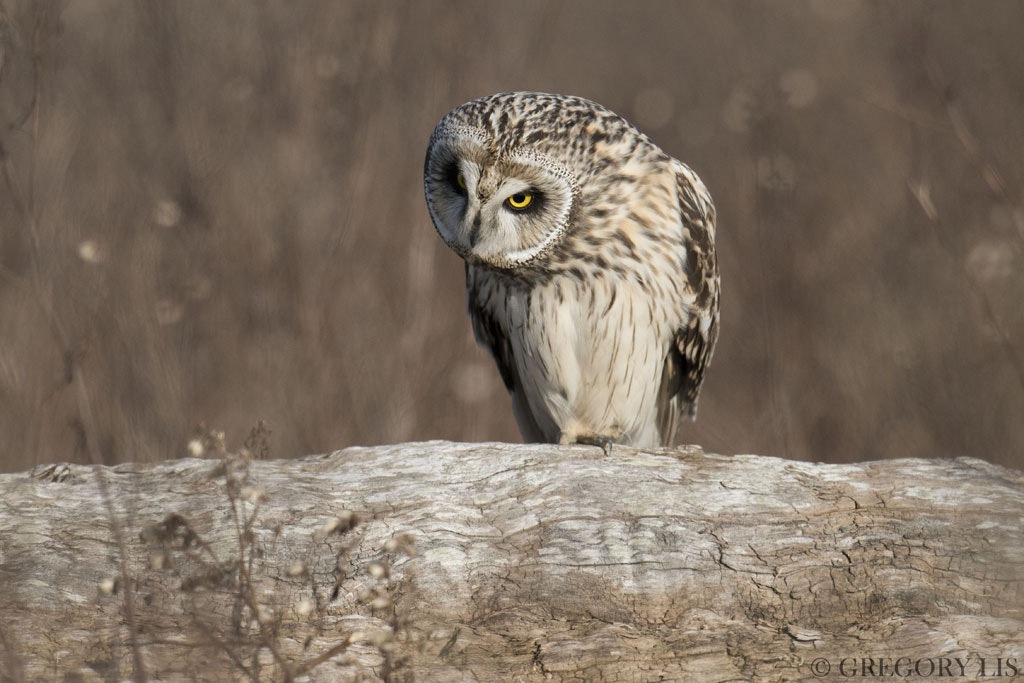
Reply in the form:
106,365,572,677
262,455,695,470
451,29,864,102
916,60,1024,398
229,484,295,681
294,635,354,677
0,5,148,677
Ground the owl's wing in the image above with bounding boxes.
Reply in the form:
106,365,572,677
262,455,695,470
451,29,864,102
658,164,720,439
465,263,549,442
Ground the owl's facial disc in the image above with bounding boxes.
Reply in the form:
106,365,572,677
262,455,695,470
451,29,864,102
425,134,576,270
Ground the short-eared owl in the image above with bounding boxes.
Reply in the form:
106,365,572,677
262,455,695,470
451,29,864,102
424,92,719,449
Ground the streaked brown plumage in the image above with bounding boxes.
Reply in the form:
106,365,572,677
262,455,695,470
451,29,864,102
424,92,719,448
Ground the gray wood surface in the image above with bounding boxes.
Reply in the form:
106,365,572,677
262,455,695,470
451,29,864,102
1,442,1022,681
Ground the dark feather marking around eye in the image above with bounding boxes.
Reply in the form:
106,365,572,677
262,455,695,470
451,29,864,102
447,164,466,194
505,191,544,213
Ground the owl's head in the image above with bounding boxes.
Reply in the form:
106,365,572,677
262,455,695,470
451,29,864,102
424,92,643,271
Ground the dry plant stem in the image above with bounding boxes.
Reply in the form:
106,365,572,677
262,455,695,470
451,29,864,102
143,633,253,679
172,544,257,677
293,635,354,677
190,626,255,681
229,484,294,681
152,451,375,680
26,4,42,271
919,60,1024,397
1,236,149,683
73,362,149,682
1,5,148,677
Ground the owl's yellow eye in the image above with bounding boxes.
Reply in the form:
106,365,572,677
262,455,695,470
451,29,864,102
455,172,467,191
507,193,534,210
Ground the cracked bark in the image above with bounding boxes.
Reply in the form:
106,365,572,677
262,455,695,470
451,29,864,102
1,442,1022,681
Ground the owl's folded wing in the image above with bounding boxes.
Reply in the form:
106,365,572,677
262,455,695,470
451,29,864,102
660,165,720,430
465,263,549,442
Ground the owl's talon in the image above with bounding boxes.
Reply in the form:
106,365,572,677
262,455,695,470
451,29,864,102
575,435,614,456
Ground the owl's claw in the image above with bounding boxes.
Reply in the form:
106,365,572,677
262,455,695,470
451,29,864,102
574,434,614,456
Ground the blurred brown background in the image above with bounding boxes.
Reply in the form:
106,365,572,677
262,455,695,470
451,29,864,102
1,0,1022,472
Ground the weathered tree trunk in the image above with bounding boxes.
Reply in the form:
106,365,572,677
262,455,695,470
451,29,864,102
1,442,1022,681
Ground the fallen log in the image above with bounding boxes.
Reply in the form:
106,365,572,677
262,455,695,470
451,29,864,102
1,441,1022,681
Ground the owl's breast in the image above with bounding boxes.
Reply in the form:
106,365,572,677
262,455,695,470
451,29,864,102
480,269,676,447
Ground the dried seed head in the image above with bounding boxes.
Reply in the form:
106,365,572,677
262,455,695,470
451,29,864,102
240,486,266,504
318,510,358,538
364,629,392,646
150,552,167,570
385,533,415,555
338,510,356,527
154,199,182,227
78,240,103,264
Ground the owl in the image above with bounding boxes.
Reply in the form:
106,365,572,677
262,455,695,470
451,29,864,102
424,92,719,450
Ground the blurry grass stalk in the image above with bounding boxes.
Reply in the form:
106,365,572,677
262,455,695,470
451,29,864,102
1,3,149,679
